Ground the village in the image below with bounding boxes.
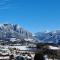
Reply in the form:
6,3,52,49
0,41,59,60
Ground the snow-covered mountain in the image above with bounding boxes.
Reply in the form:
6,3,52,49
2,24,60,44
0,24,39,43
35,30,60,44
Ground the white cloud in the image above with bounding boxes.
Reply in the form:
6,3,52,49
0,0,12,9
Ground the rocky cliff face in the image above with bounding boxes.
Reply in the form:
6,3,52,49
0,24,39,44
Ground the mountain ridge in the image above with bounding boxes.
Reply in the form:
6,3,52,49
0,24,39,44
35,30,60,44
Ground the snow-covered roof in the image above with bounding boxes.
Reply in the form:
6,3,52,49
9,46,29,50
49,46,60,50
25,38,33,41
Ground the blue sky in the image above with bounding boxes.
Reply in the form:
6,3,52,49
0,0,60,33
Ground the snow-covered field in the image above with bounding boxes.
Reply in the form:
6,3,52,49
0,45,35,51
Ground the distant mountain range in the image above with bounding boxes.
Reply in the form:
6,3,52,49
35,30,60,44
0,24,60,45
0,24,39,43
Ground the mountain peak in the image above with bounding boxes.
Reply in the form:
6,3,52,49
0,24,39,44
